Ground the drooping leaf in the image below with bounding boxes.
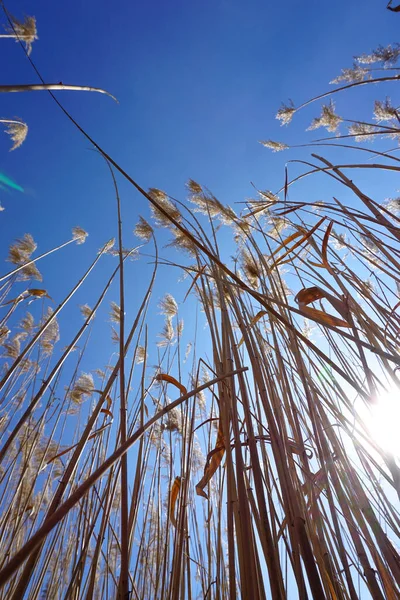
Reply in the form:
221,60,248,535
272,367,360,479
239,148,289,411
196,423,225,499
322,220,334,269
100,408,113,419
104,394,112,410
295,286,325,306
300,306,351,328
28,289,52,300
271,231,304,258
295,285,351,328
273,217,325,268
169,476,181,527
155,373,187,396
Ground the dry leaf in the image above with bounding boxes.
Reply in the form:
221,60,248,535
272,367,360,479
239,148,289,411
169,476,181,527
273,217,325,268
100,408,113,419
322,220,334,269
28,289,52,300
196,423,225,499
237,310,267,348
155,373,187,396
295,286,325,306
295,285,351,328
300,306,351,328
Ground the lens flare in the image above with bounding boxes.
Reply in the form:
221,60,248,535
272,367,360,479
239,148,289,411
360,389,400,457
0,172,23,192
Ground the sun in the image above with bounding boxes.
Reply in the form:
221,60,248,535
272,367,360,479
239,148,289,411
359,388,400,457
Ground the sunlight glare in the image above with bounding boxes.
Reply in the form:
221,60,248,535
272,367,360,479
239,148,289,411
360,389,400,457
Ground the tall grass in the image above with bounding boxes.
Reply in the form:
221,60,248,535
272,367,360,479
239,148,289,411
1,4,400,599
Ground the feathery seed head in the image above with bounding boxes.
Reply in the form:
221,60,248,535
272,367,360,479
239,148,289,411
164,403,183,433
0,326,10,345
267,216,289,240
330,64,370,84
134,216,153,241
6,14,38,55
20,262,42,281
72,226,88,244
259,190,279,203
111,326,119,343
79,304,94,319
7,233,42,280
40,308,60,355
135,346,147,364
149,189,182,227
157,318,175,347
99,238,115,254
348,123,377,142
167,227,198,256
241,249,261,288
190,192,236,225
260,140,289,152
186,179,203,194
4,121,28,150
109,301,121,323
307,101,342,133
8,233,36,264
3,335,21,359
356,43,400,67
158,293,178,318
276,101,296,125
69,373,95,404
383,197,400,215
177,319,184,336
373,98,398,122
108,247,139,259
332,231,347,250
20,312,35,333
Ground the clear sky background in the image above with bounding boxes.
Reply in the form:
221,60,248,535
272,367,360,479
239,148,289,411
1,0,399,374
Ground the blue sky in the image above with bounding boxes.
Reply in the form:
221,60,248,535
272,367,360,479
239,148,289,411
1,0,399,376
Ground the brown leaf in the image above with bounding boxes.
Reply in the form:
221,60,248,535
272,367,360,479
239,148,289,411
196,423,225,499
295,286,325,306
322,220,334,269
100,408,113,419
295,285,351,327
28,289,52,300
155,373,187,396
271,231,304,258
169,476,181,527
273,217,325,268
300,306,351,328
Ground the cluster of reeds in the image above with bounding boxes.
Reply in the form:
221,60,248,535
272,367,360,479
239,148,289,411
1,3,400,599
